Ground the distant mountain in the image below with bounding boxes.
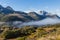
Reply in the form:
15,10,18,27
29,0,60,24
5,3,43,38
28,11,46,20
0,5,4,9
0,5,14,14
0,5,60,22
40,11,48,15
6,6,14,11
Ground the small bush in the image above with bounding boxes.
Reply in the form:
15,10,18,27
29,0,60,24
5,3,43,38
16,37,26,40
1,30,14,38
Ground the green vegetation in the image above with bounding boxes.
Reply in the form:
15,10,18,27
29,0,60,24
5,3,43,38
0,24,60,40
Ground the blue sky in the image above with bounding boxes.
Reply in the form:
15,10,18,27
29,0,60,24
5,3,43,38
0,0,60,16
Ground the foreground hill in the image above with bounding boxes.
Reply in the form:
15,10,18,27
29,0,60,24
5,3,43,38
0,24,59,40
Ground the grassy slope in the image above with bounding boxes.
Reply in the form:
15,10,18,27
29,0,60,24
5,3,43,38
0,24,60,40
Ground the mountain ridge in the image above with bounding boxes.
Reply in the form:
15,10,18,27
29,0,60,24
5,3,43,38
0,5,60,22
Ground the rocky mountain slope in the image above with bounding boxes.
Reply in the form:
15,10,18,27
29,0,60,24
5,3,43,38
0,5,60,22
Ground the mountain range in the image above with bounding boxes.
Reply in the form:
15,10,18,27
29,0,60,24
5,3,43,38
0,5,60,22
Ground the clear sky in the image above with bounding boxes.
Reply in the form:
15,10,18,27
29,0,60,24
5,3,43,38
0,0,60,16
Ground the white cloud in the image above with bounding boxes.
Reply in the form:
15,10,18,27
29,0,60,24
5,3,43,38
50,9,60,16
